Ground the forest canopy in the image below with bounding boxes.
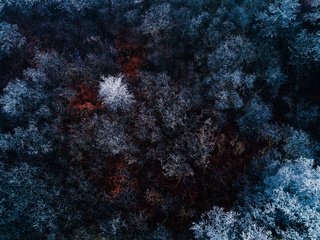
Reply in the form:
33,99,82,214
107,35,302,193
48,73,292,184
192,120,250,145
0,0,319,239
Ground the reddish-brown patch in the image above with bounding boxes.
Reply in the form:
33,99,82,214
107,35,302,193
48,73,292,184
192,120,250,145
108,160,127,198
115,32,145,80
103,159,138,200
69,83,103,114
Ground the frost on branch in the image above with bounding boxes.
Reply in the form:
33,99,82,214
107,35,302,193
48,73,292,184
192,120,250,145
0,22,25,59
98,75,134,111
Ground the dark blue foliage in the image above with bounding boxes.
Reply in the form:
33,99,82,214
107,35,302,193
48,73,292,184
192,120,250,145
0,0,319,239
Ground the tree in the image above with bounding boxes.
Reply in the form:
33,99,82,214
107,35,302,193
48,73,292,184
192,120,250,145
304,0,320,26
0,0,40,14
237,98,272,137
283,128,318,159
157,91,191,130
204,0,265,45
291,30,320,63
286,101,319,130
264,66,287,96
0,162,58,238
0,79,30,118
140,3,172,36
206,36,256,111
0,161,101,239
95,117,131,155
147,225,172,240
193,157,320,240
162,153,194,178
240,224,272,240
291,14,317,66
0,22,25,59
208,36,255,72
191,207,238,240
58,0,103,12
0,0,103,15
191,206,272,240
207,70,255,110
0,63,59,123
256,0,300,38
9,123,52,157
243,157,320,240
99,75,134,111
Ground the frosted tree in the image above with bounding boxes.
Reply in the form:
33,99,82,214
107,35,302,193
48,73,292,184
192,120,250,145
240,224,272,240
304,0,320,25
0,0,103,14
140,3,172,35
192,158,320,240
57,0,101,11
237,98,273,137
11,123,52,156
95,117,130,155
206,36,256,111
99,75,134,111
0,124,52,158
292,30,320,63
0,79,30,117
287,101,319,129
208,36,255,72
0,70,51,122
283,128,318,159
244,157,320,239
0,0,40,13
256,0,300,38
0,22,25,59
162,153,194,178
148,225,172,240
207,70,255,110
191,206,272,240
0,162,58,237
264,66,287,96
191,207,237,240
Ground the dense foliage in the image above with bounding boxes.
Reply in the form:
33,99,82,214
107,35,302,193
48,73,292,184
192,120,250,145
0,0,319,239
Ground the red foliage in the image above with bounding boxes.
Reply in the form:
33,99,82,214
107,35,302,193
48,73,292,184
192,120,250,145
108,160,128,198
120,55,143,79
115,32,145,80
103,159,138,200
69,83,103,114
